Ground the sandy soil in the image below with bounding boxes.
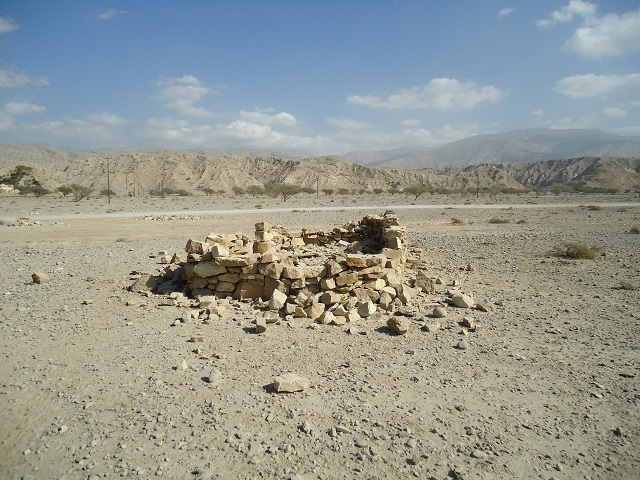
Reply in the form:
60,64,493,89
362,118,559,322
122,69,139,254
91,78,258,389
0,192,639,480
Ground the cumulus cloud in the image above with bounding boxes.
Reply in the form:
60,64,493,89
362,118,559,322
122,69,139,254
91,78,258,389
538,2,640,57
531,109,544,116
547,107,628,129
0,68,49,88
498,7,515,18
401,119,422,127
326,117,370,130
98,9,126,21
0,101,46,131
564,8,640,58
537,0,596,27
347,78,506,110
0,14,18,33
155,75,214,117
141,117,337,154
239,110,297,127
87,112,129,126
555,73,640,99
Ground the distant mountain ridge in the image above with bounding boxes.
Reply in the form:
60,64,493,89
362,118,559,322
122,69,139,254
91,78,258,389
0,144,638,195
343,128,640,168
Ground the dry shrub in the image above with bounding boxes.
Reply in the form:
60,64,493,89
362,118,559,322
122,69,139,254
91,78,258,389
549,242,603,260
451,217,464,225
586,205,602,211
489,217,511,224
630,226,640,234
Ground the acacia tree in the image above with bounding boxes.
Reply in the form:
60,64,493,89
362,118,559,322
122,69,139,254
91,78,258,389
404,184,430,201
70,184,92,202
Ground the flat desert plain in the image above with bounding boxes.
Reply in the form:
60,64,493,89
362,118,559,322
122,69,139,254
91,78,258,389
0,192,639,480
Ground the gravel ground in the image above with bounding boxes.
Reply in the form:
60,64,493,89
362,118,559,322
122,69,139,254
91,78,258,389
0,193,639,480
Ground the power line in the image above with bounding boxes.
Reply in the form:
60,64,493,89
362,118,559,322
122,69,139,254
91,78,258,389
0,50,92,150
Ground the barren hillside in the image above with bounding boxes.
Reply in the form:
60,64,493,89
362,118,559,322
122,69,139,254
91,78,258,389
1,145,639,194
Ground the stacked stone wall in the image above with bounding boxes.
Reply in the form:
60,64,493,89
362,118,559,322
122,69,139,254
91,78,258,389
181,213,417,319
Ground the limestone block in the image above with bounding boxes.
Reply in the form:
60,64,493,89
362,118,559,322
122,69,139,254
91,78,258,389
317,311,335,324
397,284,420,304
210,244,229,257
264,277,288,300
304,265,327,278
198,296,217,308
193,261,227,278
255,230,274,242
218,272,242,283
325,260,345,276
385,270,403,290
213,254,259,267
269,288,288,311
387,316,411,335
291,237,306,246
358,301,377,318
382,248,404,259
273,373,310,393
283,265,305,280
305,303,325,320
331,315,347,326
381,286,397,298
386,237,403,250
234,281,265,300
335,271,358,286
215,281,236,292
255,221,272,232
190,277,208,289
291,278,307,290
258,262,283,279
452,293,475,308
255,316,267,333
345,310,361,322
332,304,348,316
346,254,385,268
320,291,342,306
378,292,393,310
253,241,275,254
365,278,387,291
320,277,336,290
206,233,227,245
294,306,307,318
186,239,211,255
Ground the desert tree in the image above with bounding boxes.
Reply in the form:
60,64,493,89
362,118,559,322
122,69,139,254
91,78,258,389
403,184,430,201
372,188,384,195
321,188,334,196
100,189,116,197
201,187,215,196
246,185,265,197
57,185,73,197
265,183,306,202
70,184,92,202
337,187,350,195
232,186,246,196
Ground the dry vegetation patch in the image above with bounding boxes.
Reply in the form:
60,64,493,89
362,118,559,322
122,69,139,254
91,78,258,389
548,242,604,260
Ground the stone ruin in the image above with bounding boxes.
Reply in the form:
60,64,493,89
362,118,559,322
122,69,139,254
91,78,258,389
136,212,482,335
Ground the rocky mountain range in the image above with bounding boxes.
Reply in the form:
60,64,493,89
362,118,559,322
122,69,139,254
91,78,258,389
1,143,638,195
343,128,640,168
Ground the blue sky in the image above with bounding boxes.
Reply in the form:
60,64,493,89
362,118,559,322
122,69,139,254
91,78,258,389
0,1,638,155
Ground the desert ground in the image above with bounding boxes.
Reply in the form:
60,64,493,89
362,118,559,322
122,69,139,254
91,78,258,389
0,191,639,480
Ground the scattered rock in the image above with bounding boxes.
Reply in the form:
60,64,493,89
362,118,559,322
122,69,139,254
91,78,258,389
452,293,475,308
387,316,411,335
273,373,311,393
456,339,469,350
31,272,50,284
207,368,223,385
433,306,447,318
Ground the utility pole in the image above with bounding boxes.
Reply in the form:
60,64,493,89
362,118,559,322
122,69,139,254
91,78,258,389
476,172,480,198
106,157,112,204
125,172,128,196
316,177,319,198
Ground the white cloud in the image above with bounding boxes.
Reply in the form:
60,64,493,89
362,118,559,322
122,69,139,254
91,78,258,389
98,9,126,21
0,14,18,33
0,68,49,88
3,101,45,116
326,117,370,130
239,110,297,127
347,78,506,111
498,7,515,18
555,73,640,99
531,109,544,116
141,117,337,154
401,119,422,127
87,112,129,126
537,0,596,27
155,75,214,117
547,107,629,129
564,8,640,58
611,125,640,136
